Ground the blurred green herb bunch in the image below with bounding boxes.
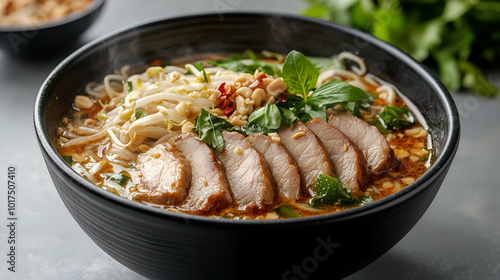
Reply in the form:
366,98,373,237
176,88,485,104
303,0,500,97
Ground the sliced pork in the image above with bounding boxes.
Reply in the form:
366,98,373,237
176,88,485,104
247,134,301,200
215,132,275,210
277,121,335,189
328,111,398,173
306,118,368,191
169,132,232,213
134,142,191,205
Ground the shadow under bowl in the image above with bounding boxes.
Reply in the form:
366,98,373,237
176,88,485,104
34,13,460,280
0,0,105,57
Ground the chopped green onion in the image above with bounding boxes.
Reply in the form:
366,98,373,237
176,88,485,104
102,173,130,187
127,81,133,93
135,108,145,119
358,195,374,205
62,155,73,165
273,204,301,218
202,69,210,83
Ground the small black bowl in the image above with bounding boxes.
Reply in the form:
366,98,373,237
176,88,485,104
0,0,105,57
34,13,460,280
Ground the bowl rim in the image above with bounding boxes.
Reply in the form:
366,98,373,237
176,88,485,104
0,0,105,32
34,11,460,227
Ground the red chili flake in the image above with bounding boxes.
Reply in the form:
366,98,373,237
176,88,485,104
217,82,226,94
248,74,268,90
222,107,236,117
88,103,102,117
278,94,288,103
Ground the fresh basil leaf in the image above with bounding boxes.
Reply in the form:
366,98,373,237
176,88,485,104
308,80,372,108
279,107,298,128
310,174,358,208
194,108,237,152
282,50,319,99
247,103,282,130
239,123,273,135
273,204,301,218
304,104,326,122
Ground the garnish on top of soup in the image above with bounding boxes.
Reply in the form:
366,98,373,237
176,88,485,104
57,50,432,219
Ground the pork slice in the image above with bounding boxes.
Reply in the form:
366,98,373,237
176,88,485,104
306,118,368,191
277,121,335,190
135,142,191,205
170,132,232,213
328,111,398,173
247,134,301,200
215,132,275,210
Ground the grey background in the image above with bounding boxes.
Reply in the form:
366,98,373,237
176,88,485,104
1,0,499,279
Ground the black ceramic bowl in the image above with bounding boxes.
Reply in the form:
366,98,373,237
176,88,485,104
0,0,105,57
34,13,460,280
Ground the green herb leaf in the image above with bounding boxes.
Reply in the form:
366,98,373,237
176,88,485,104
208,51,282,76
102,173,130,187
134,108,145,119
372,106,415,133
310,174,358,208
194,108,237,152
358,195,374,205
62,155,73,165
308,80,372,108
202,69,209,83
279,107,298,128
247,103,282,130
273,204,301,218
127,81,133,93
282,50,319,99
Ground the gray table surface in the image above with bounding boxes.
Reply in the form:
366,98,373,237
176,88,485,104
1,1,499,279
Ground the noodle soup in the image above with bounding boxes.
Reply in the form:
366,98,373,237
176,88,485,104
57,50,431,219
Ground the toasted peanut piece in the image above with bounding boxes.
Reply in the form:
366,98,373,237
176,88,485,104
251,88,266,107
235,95,254,115
207,89,221,103
210,108,225,117
181,122,194,133
234,74,253,87
74,95,94,110
266,78,287,97
229,113,248,126
235,87,252,98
